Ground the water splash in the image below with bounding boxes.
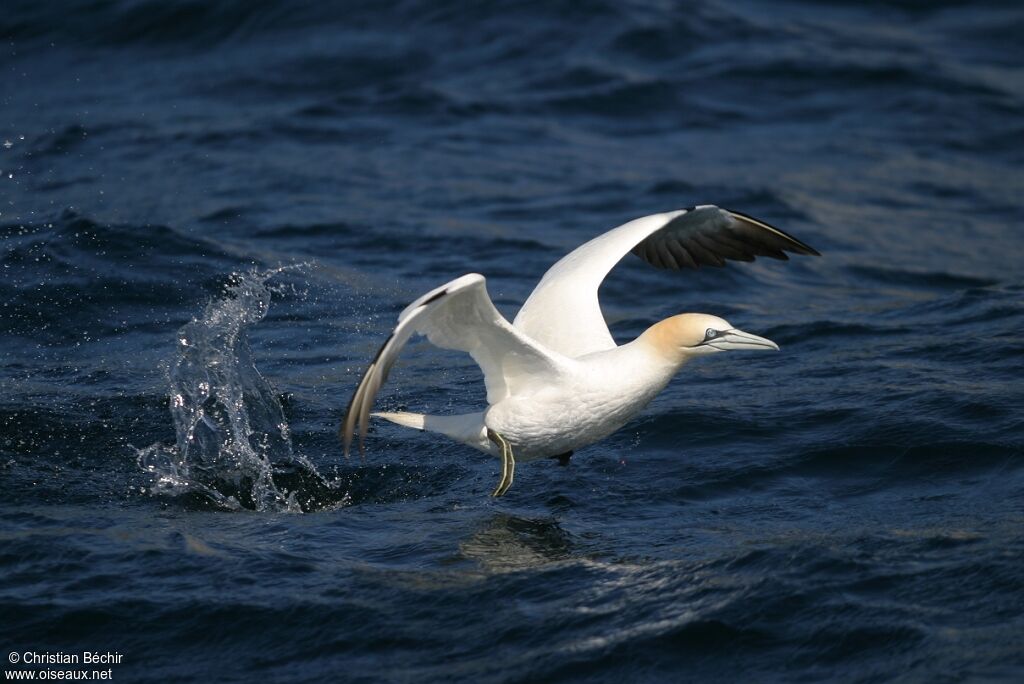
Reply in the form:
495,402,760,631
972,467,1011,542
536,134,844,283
137,265,334,512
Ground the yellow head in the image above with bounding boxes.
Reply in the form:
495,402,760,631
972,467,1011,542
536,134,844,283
640,313,779,363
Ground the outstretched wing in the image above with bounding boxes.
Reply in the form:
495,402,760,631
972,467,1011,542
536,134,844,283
513,206,819,358
340,273,567,457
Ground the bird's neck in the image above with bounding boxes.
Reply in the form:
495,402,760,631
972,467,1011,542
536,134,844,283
635,319,690,367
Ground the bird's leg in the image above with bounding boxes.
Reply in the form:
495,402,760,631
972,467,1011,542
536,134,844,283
486,428,515,497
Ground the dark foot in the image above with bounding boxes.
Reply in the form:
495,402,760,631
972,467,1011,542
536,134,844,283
550,451,573,467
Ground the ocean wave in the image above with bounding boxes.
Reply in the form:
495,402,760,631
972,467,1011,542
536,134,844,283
1,0,326,47
846,264,1000,290
2,0,1023,678
0,0,620,48
0,212,242,340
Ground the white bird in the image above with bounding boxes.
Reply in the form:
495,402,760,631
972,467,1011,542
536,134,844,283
341,206,819,496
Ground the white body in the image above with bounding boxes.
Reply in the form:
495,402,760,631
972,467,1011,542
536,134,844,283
377,313,683,463
481,341,678,460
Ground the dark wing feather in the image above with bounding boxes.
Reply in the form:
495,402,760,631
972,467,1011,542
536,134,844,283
630,206,820,270
665,240,699,268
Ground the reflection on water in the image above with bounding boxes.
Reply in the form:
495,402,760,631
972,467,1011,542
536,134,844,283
459,513,575,572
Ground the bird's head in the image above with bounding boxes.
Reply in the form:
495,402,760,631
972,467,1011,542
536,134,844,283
641,313,779,363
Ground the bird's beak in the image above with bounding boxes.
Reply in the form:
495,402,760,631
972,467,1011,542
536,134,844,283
707,328,779,351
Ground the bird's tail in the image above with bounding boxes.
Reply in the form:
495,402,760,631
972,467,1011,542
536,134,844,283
372,411,489,453
372,411,426,430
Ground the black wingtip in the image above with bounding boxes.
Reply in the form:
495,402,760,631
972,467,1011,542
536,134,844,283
419,288,448,307
338,332,395,460
726,209,822,257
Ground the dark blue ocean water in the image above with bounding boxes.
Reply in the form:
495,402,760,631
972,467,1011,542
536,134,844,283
2,1,1023,681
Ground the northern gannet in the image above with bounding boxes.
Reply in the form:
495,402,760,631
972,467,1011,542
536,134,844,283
341,206,819,496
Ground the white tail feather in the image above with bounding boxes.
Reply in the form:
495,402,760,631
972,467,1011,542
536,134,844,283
371,411,489,454
372,411,426,430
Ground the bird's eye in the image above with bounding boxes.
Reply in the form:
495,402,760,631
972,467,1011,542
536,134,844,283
705,328,717,339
